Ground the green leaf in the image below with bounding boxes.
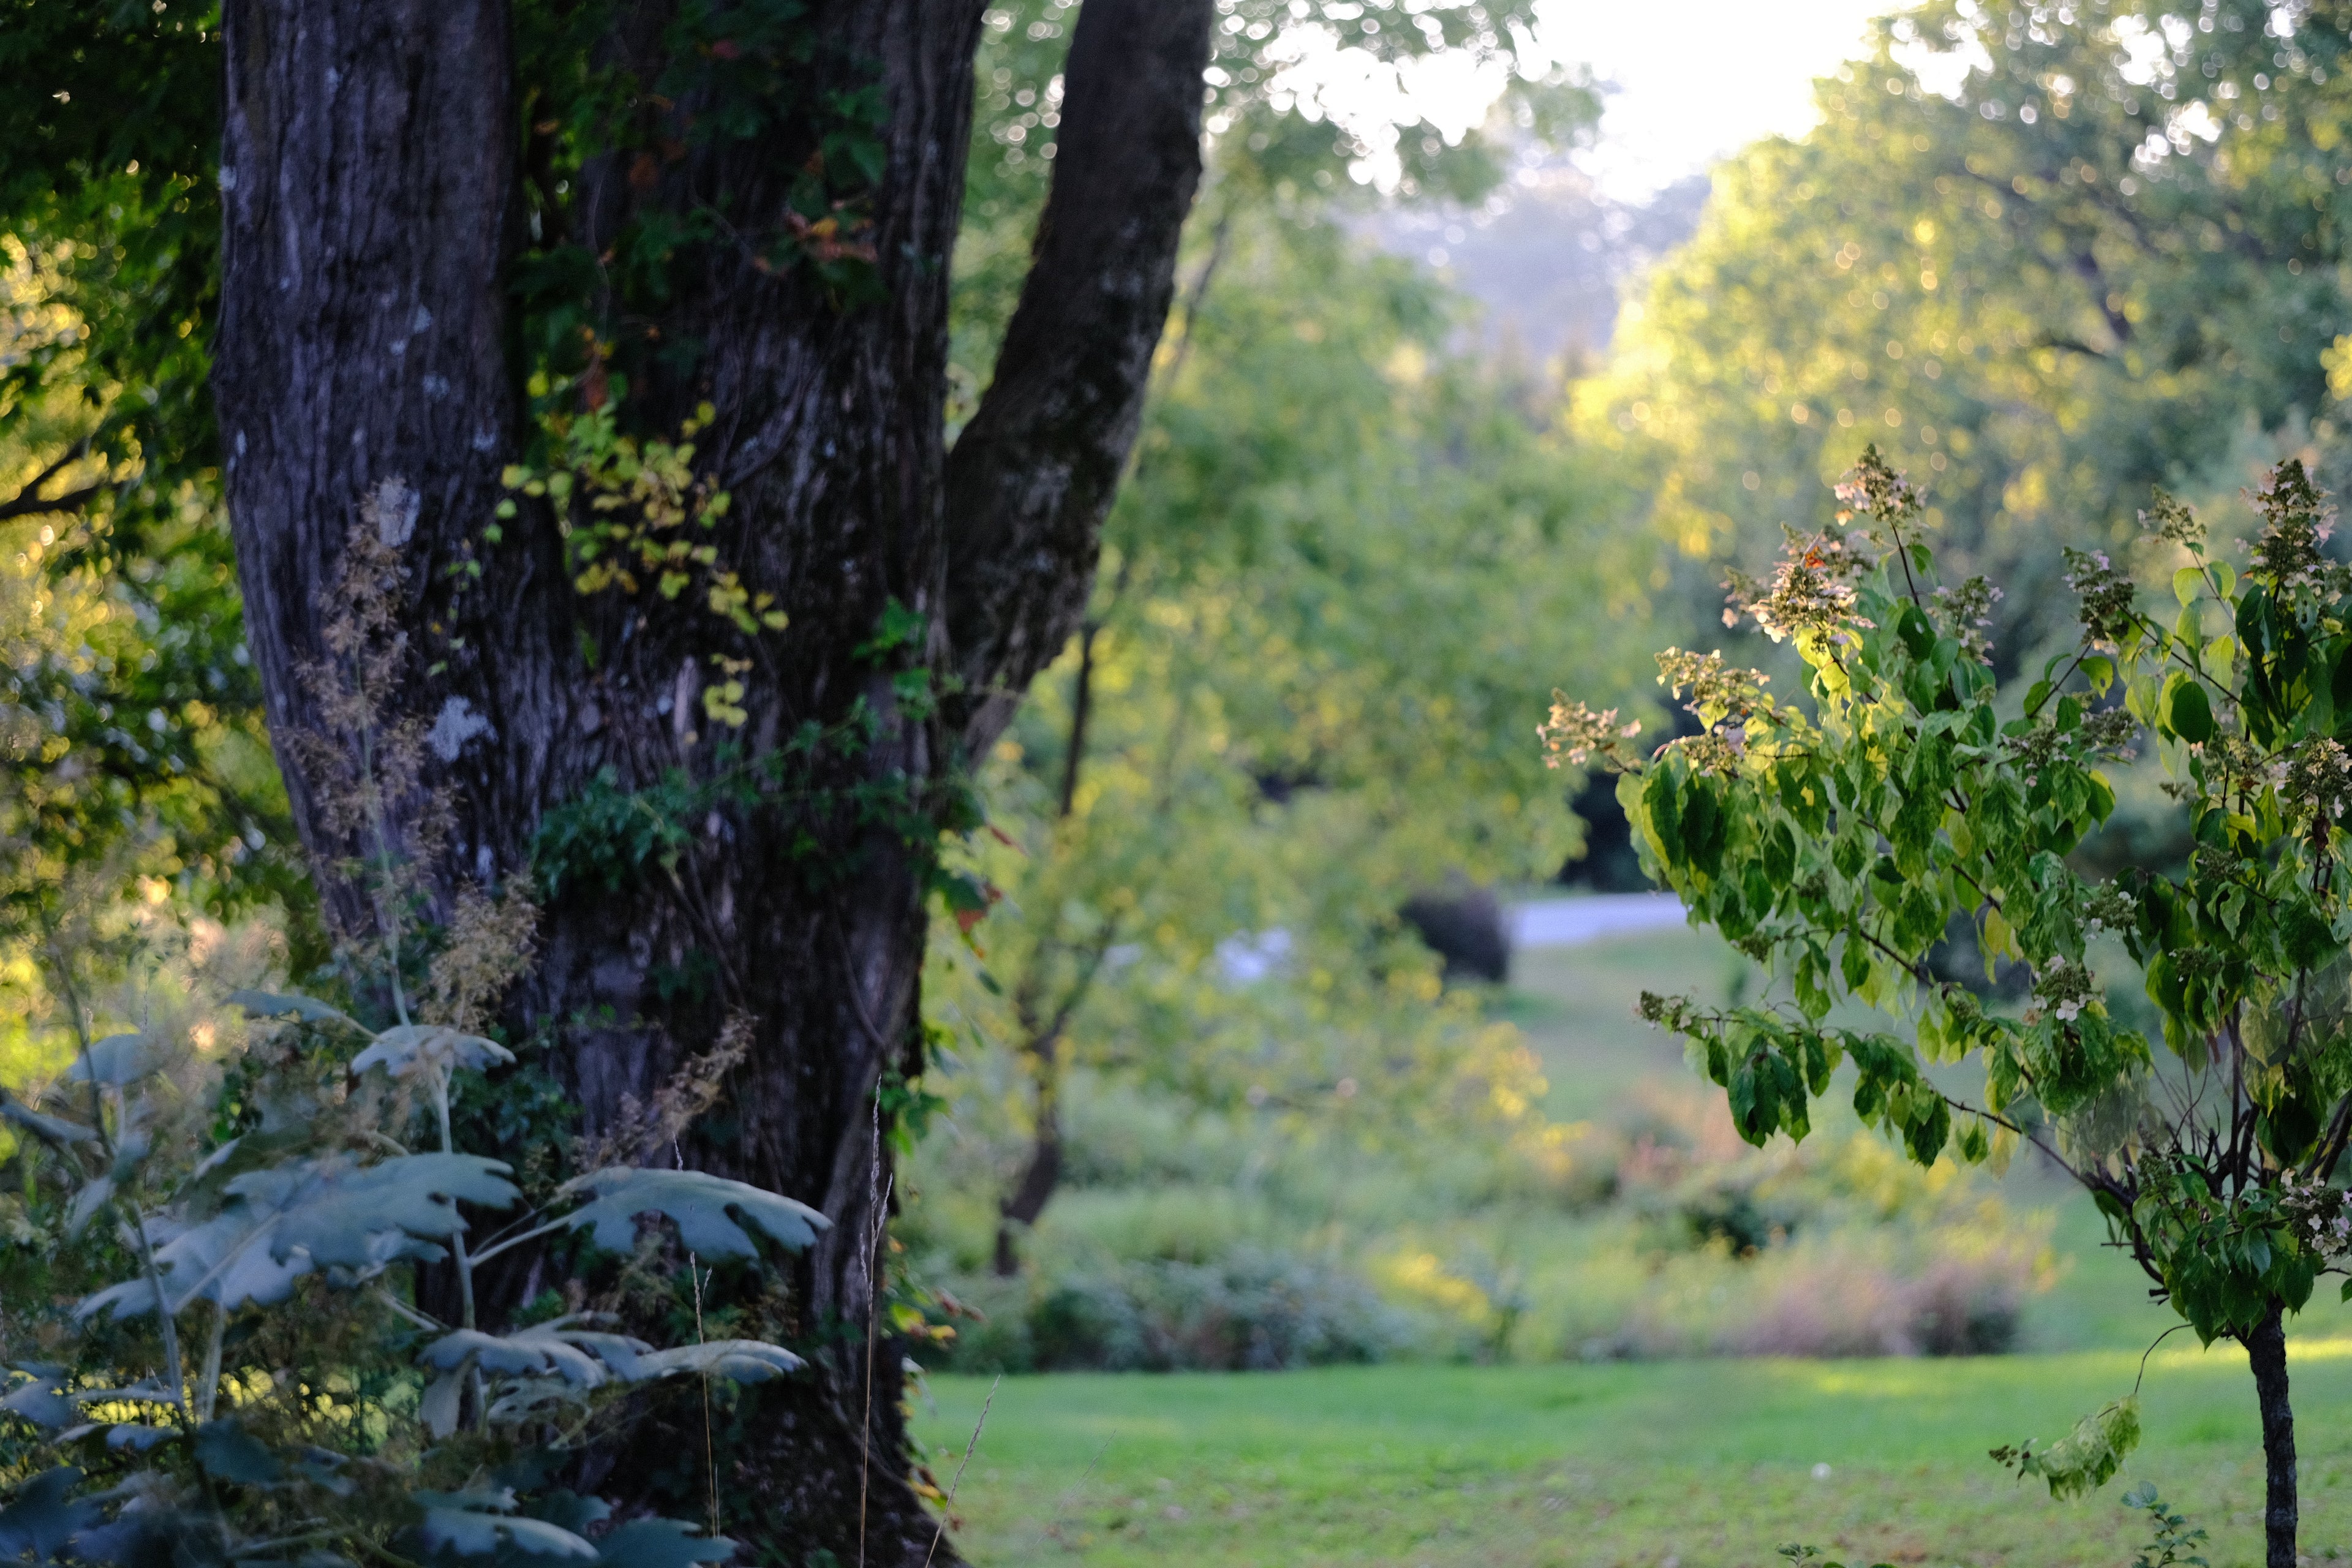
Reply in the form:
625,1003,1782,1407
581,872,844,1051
851,597,926,663
194,1418,284,1485
1681,777,1726,876
78,1153,518,1320
593,1521,735,1568
1956,1117,1989,1164
624,1340,803,1382
513,1490,606,1536
228,989,362,1031
1896,602,1934,658
417,1492,598,1560
419,1321,652,1388
559,1167,830,1259
2173,565,2204,606
0,1095,93,1148
352,1025,516,1079
1,1370,75,1430
262,1154,519,1268
64,1176,114,1238
1644,764,1686,867
64,1034,157,1087
2172,601,2204,657
420,1371,463,1441
0,1468,92,1562
2158,673,2214,744
2033,1397,2140,1500
1902,1095,1950,1166
1765,820,1799,887
2258,1096,2321,1165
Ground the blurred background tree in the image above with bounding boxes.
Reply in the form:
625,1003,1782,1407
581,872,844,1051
1578,0,2352,676
914,0,1651,1283
0,2,299,1011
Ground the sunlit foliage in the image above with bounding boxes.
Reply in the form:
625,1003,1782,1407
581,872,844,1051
924,146,1654,1268
1581,0,2352,669
1556,448,2352,1547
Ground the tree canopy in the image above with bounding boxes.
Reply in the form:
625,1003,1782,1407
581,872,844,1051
1581,0,2352,669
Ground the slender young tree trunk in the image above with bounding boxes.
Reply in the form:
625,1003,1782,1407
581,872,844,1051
992,613,1101,1277
2247,1304,2298,1568
993,1061,1061,1276
213,1,1213,1559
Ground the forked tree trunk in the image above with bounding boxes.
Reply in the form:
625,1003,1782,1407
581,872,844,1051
2247,1305,2297,1568
212,2,1212,1561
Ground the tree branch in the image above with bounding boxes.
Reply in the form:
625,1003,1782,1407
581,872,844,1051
2068,246,2133,345
944,0,1215,753
0,439,102,522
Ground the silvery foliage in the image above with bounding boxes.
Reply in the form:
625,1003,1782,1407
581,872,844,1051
0,987,831,1568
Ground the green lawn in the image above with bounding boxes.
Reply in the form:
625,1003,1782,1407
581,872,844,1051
910,922,2352,1564
1506,926,1744,1126
914,1339,2352,1566
1502,921,2209,1359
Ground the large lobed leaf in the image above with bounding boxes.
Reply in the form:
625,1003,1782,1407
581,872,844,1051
413,1321,796,1436
417,1491,597,1561
407,1490,728,1568
63,1034,158,1088
0,1094,94,1148
418,1324,627,1387
247,1153,518,1267
593,1521,735,1568
352,1025,515,1079
0,1468,95,1563
0,1368,75,1429
79,1154,518,1319
192,1419,285,1485
227,989,362,1031
557,1167,827,1260
624,1340,801,1382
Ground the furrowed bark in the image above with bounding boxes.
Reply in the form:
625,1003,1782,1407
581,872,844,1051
944,0,1215,750
215,0,546,929
2247,1305,2298,1568
214,1,1213,1559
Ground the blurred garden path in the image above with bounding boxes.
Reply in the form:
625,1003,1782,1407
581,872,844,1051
1510,892,1686,949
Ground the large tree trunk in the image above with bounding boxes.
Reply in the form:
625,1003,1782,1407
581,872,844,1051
2247,1305,2298,1568
213,2,1212,1562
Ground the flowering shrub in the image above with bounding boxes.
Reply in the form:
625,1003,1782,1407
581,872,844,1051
1550,448,2352,1562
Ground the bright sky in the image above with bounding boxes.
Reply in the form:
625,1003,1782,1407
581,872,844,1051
1532,0,1899,197
1273,0,1900,200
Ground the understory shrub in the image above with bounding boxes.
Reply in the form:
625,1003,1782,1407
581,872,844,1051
908,1065,2057,1369
938,1246,1411,1372
1717,1243,2028,1359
